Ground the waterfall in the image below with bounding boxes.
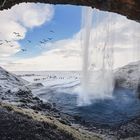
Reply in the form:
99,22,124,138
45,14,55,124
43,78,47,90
78,7,114,105
132,22,140,96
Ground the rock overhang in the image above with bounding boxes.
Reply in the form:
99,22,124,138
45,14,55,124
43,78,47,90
0,0,140,22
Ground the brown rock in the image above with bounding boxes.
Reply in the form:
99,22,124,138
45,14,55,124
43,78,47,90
0,0,140,22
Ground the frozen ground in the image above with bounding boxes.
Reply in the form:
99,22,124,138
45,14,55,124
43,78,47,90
14,71,81,88
14,61,140,92
13,61,140,100
0,67,30,103
0,67,28,92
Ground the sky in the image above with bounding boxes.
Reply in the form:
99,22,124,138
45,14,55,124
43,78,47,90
0,3,140,71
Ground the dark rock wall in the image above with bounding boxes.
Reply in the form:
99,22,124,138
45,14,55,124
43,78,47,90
0,0,140,22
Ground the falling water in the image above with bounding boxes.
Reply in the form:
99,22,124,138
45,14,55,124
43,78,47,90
132,22,140,96
79,7,114,105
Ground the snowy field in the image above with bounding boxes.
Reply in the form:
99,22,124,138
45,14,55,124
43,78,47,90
14,71,81,87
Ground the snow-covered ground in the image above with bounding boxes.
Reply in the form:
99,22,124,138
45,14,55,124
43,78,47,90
0,66,32,104
14,71,81,87
13,61,140,92
0,67,28,93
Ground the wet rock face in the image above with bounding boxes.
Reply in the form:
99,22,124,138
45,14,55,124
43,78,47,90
0,0,140,22
114,61,140,90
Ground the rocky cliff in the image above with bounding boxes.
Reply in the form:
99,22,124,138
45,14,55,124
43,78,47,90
115,61,140,94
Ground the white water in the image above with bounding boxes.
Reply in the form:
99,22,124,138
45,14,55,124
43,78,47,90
78,7,114,105
132,22,140,94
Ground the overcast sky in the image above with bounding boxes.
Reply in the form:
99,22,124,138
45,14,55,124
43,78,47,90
0,3,139,71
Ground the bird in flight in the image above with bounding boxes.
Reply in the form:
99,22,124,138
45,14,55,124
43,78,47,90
21,49,27,52
5,40,11,43
40,41,45,44
13,32,18,34
50,30,55,33
16,34,22,37
13,32,22,38
28,40,31,43
13,32,20,35
43,39,48,42
48,37,53,40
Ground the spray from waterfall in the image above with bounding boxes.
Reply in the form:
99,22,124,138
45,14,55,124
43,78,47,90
78,7,114,105
132,22,140,96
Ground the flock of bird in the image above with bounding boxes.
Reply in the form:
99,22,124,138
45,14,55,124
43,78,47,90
0,30,55,52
